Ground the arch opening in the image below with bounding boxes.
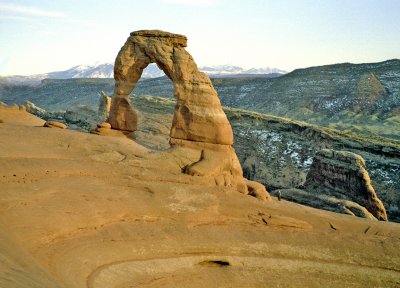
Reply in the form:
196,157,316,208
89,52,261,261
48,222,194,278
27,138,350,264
131,64,174,151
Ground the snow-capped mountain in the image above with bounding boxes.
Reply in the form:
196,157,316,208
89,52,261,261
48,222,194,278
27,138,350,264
1,63,286,84
0,63,114,84
51,63,114,78
200,65,286,76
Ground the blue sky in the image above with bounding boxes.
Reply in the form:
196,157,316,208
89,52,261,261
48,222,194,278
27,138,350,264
0,0,399,75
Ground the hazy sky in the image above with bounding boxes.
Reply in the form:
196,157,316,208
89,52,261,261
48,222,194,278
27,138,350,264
1,0,399,75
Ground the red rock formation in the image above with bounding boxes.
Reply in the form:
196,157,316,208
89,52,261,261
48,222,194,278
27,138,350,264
107,30,269,199
304,149,387,221
110,30,233,145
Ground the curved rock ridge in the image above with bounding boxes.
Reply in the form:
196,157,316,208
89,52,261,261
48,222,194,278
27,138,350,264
109,29,233,145
304,149,388,221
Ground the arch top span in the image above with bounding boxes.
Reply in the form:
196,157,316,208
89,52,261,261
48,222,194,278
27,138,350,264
130,30,187,46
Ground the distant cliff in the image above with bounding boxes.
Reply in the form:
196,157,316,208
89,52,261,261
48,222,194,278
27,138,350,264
214,59,400,139
304,149,387,221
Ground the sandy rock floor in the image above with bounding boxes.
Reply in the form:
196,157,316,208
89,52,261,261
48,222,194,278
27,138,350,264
1,106,400,288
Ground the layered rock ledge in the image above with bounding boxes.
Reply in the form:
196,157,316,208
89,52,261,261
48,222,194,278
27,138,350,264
304,149,387,221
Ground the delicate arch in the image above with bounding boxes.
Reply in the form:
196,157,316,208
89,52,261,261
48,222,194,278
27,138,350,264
108,30,233,145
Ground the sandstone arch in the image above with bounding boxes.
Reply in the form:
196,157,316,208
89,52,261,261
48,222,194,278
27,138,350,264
109,30,233,145
107,30,270,199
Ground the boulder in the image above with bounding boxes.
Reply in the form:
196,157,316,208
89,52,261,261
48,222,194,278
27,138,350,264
43,121,67,129
91,122,113,135
97,122,112,129
245,179,272,201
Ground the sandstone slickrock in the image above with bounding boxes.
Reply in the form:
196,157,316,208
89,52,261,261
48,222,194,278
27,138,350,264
1,92,400,288
304,149,388,221
43,120,67,129
0,103,45,126
107,30,266,197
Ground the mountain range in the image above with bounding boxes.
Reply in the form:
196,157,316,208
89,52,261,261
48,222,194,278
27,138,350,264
0,63,286,84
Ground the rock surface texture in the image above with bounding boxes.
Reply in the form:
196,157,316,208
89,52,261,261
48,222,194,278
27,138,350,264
304,149,388,221
108,30,258,197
